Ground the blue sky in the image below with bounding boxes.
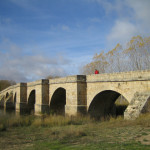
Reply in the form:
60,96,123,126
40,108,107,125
0,0,150,82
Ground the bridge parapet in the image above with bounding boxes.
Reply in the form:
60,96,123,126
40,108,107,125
27,79,49,86
49,75,86,84
0,83,27,95
87,70,150,82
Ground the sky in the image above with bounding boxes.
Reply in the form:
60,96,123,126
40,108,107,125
0,0,150,83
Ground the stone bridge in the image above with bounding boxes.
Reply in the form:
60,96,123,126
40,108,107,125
0,70,150,119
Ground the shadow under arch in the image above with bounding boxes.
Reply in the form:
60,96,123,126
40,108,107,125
13,93,17,110
0,97,5,115
88,90,129,120
6,92,15,113
50,87,66,115
141,95,150,114
6,92,9,98
28,90,35,114
14,93,16,104
0,97,4,108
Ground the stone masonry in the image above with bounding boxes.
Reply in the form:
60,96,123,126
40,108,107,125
0,70,150,119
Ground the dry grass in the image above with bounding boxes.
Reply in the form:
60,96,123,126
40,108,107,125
135,113,150,127
0,114,92,131
31,115,92,127
0,114,150,149
104,113,150,127
32,115,70,127
0,114,33,131
1,113,150,131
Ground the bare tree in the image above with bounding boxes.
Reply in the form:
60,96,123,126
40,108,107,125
81,36,150,75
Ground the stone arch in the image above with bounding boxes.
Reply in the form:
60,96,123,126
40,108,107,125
0,96,4,108
88,90,129,119
14,93,17,103
50,87,66,115
13,93,17,110
28,90,36,114
6,92,9,98
115,95,129,116
5,92,15,112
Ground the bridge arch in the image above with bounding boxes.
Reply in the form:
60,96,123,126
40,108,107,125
6,92,9,98
5,92,15,112
28,90,36,114
13,93,17,109
50,87,66,115
88,90,129,119
13,93,16,103
0,96,4,108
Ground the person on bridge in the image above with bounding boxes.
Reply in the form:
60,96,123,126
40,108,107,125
95,69,99,74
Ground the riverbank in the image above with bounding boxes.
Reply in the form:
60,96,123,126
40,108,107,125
0,114,150,150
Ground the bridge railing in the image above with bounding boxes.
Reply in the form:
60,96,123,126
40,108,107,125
86,70,150,82
1,70,150,95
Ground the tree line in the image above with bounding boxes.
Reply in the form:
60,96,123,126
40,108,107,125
81,36,150,74
0,80,16,92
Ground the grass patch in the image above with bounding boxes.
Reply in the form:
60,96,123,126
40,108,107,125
0,114,34,130
31,115,92,127
0,114,150,149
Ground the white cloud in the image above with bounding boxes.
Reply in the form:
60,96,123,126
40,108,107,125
107,20,137,44
87,0,125,15
0,39,70,82
106,0,150,46
126,0,150,20
86,0,150,46
126,0,150,29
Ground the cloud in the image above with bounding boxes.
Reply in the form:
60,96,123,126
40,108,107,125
86,0,125,15
107,20,137,44
86,0,150,46
126,0,150,29
0,39,70,82
126,0,150,20
10,0,35,11
106,0,150,46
